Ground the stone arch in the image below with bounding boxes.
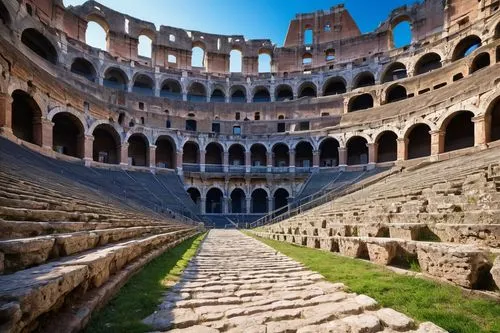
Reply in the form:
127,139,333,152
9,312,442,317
451,35,481,61
346,136,368,165
440,111,475,152
250,143,267,167
85,14,110,50
275,84,294,101
252,86,271,103
381,62,408,83
251,188,269,213
319,137,340,167
191,42,206,68
92,123,121,164
156,135,176,169
138,33,153,58
11,90,43,146
295,141,313,168
230,188,246,213
187,81,207,102
132,73,154,96
160,78,182,99
228,143,245,166
21,28,58,65
298,82,317,98
405,123,431,159
183,140,200,164
210,85,226,102
187,187,202,211
323,77,347,96
390,16,412,48
272,142,290,167
0,1,11,26
127,133,149,167
469,52,490,74
258,50,272,73
70,58,97,82
414,52,442,75
385,84,407,103
205,141,224,165
375,131,398,163
273,188,290,212
348,93,374,112
51,112,85,158
103,67,129,90
206,187,224,214
230,85,247,103
486,96,500,143
47,106,88,133
352,71,375,89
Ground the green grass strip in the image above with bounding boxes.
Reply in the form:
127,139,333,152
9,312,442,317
249,234,500,333
85,233,206,333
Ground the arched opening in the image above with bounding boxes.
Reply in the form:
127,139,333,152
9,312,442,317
128,134,149,166
353,72,375,89
187,188,201,212
323,77,346,96
275,85,293,101
230,86,246,103
156,136,176,169
92,124,120,164
414,53,442,75
298,82,317,98
0,1,11,25
191,45,205,68
295,141,313,168
273,143,289,167
452,35,481,61
230,49,242,73
183,141,199,164
70,58,96,82
253,87,271,103
52,113,84,158
187,82,207,102
325,49,336,62
274,188,289,212
304,28,313,45
206,188,223,214
251,189,268,213
443,111,475,152
250,144,267,167
205,142,223,165
132,74,154,96
103,67,128,91
487,97,500,142
348,94,374,112
138,35,152,58
185,119,197,131
376,131,397,163
160,79,182,99
228,144,245,166
210,88,225,103
495,22,500,40
302,53,313,65
382,62,408,83
11,90,42,146
21,29,57,64
406,124,431,159
347,137,368,165
391,20,412,48
258,52,272,73
85,20,107,50
319,137,339,167
470,52,490,74
230,188,246,213
386,85,407,103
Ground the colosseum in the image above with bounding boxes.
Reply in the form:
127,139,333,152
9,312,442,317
0,0,499,332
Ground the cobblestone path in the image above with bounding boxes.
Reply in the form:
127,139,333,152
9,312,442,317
143,230,446,333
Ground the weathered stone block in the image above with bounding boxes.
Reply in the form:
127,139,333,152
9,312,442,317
337,237,367,258
491,256,500,290
365,238,399,265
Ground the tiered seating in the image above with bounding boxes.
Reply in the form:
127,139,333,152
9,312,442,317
254,148,500,292
296,170,342,200
0,145,201,332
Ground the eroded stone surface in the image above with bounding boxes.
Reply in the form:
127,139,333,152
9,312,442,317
143,230,447,332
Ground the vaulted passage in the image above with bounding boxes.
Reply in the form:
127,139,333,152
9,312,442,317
295,141,313,168
347,136,368,165
128,134,149,167
188,83,206,102
275,85,293,101
11,90,42,146
21,29,57,64
230,188,246,213
251,144,267,167
103,68,128,91
228,144,245,166
348,94,373,112
251,189,268,213
253,87,271,103
70,58,96,82
488,98,500,143
470,53,490,74
156,136,176,169
298,83,317,98
319,138,339,167
452,35,481,61
414,53,441,75
382,62,407,83
183,142,199,164
206,188,223,214
386,85,407,103
92,124,120,164
160,80,182,99
376,131,397,163
274,188,289,212
353,72,375,89
52,113,84,158
323,78,346,96
205,142,223,165
187,187,201,207
132,75,154,96
273,143,289,167
443,111,474,152
407,124,431,159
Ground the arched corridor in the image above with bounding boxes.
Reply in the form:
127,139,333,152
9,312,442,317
407,124,431,159
376,131,398,163
156,136,176,169
347,136,368,165
183,142,200,164
228,144,245,166
251,144,267,167
251,189,268,213
274,188,289,212
319,138,339,167
92,124,120,164
128,134,149,166
443,111,475,152
11,90,42,146
273,143,289,167
52,113,84,158
206,188,223,214
230,188,246,213
295,141,313,168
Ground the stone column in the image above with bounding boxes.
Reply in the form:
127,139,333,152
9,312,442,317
246,197,252,214
149,145,157,168
182,92,187,102
338,147,347,167
267,151,273,172
176,150,183,174
120,143,129,166
472,115,487,149
41,118,53,151
430,130,445,156
0,93,12,134
223,197,229,213
367,143,378,165
83,135,94,166
289,148,295,173
245,150,251,173
200,197,206,214
223,151,229,172
397,138,408,161
268,197,274,213
312,150,320,172
199,149,206,172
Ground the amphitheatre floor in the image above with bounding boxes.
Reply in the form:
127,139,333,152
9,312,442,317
143,230,446,332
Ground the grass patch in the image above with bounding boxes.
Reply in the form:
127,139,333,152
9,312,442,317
85,233,206,333
249,234,500,333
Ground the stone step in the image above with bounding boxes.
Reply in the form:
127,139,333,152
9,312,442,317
0,228,198,333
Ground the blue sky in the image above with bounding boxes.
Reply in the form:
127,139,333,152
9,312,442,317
64,0,417,71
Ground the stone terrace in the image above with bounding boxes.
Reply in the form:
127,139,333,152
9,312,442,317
143,230,446,332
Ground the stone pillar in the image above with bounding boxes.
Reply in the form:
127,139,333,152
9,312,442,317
430,130,445,156
223,151,229,172
289,148,295,173
268,197,274,213
246,197,252,214
245,150,251,173
472,115,487,149
182,92,187,102
338,147,347,167
0,93,12,134
120,143,129,166
199,149,206,172
200,197,206,214
367,143,378,165
397,138,408,161
223,197,229,213
84,135,94,166
41,118,53,151
149,145,157,168
267,151,273,172
312,150,320,172
176,150,183,174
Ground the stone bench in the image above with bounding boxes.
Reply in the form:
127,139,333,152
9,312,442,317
430,223,500,248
